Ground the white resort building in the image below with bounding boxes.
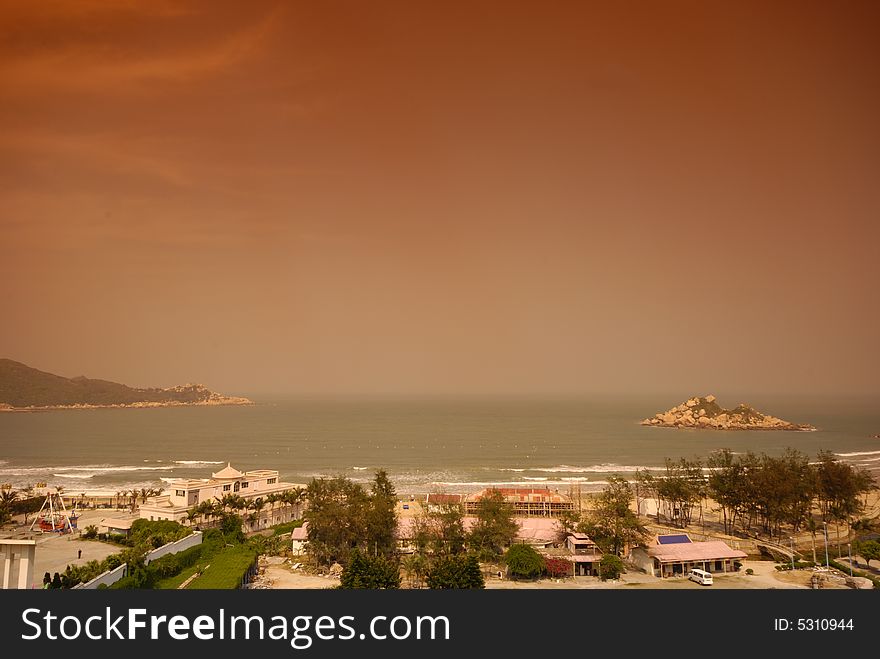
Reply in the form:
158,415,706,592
139,463,306,532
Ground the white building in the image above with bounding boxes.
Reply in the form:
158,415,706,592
291,522,309,554
139,463,306,532
1,540,36,590
630,534,748,578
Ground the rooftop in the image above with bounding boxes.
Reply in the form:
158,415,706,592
647,540,747,563
211,463,244,479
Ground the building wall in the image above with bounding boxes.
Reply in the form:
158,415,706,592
145,531,203,565
75,564,127,590
630,547,658,576
1,541,36,589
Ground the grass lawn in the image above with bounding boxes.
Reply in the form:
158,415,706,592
155,563,202,590
178,545,257,589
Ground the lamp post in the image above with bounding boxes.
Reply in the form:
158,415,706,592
823,522,829,569
790,536,795,570
848,543,853,576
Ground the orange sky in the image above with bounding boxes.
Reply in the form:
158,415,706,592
1,1,878,396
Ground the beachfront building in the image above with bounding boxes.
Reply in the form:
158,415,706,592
139,463,306,532
395,515,562,554
98,518,134,537
630,534,748,578
538,532,603,577
423,493,463,512
464,488,575,517
291,522,309,554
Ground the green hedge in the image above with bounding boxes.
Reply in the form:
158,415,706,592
148,543,206,580
828,558,880,589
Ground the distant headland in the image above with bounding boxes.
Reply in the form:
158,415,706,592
641,395,816,431
0,358,252,411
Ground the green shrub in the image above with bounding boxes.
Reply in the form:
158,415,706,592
272,519,304,536
599,554,624,581
339,550,400,589
425,555,484,589
504,544,544,580
745,568,754,575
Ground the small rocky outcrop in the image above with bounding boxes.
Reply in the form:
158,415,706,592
641,395,815,431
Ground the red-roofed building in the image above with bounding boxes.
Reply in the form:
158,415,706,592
631,534,748,578
464,488,575,517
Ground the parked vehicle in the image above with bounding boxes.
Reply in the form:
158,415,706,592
689,568,713,585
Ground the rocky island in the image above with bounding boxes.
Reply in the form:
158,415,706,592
0,358,252,411
641,395,815,431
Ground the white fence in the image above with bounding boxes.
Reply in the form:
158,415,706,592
145,531,203,565
75,563,127,589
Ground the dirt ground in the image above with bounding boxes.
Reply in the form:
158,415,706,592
263,564,340,589
486,560,814,589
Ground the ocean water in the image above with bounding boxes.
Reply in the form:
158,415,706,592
0,395,878,495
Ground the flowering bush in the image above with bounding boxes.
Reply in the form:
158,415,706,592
544,557,571,578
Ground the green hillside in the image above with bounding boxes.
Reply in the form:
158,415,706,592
0,358,234,408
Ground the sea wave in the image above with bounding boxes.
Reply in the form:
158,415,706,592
351,466,369,471
0,464,174,476
499,464,656,474
428,479,609,489
836,450,880,457
173,460,225,466
52,473,95,479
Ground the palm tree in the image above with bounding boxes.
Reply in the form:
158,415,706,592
139,488,150,504
185,508,199,527
401,553,426,588
249,498,266,528
0,488,18,523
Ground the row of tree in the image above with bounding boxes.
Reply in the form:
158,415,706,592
185,488,306,529
305,471,520,588
634,449,876,541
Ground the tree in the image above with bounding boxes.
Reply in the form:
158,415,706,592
657,458,704,528
854,540,880,568
425,555,484,589
401,553,427,588
51,572,62,589
805,517,819,564
411,503,467,557
0,488,18,524
707,449,748,534
304,476,370,566
467,489,518,560
339,549,400,589
503,543,544,580
815,451,873,553
366,470,398,558
584,476,649,556
635,469,662,522
599,554,624,581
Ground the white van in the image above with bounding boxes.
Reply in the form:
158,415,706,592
689,568,713,585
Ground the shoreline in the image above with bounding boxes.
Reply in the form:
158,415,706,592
0,399,254,413
640,424,818,432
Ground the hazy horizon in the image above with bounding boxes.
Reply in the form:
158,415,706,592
2,1,879,397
